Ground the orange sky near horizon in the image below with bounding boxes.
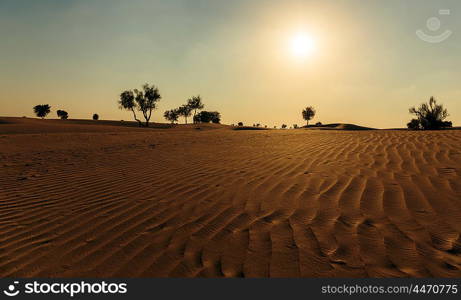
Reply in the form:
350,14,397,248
1,0,461,128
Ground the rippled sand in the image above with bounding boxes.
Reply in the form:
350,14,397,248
1,117,460,277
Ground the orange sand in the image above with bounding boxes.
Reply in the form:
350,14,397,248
1,117,460,277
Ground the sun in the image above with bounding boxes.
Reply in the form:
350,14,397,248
290,33,315,59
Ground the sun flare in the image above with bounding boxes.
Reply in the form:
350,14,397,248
290,33,315,59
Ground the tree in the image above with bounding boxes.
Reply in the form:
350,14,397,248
187,95,204,123
164,109,180,124
281,124,287,129
407,119,421,130
33,104,51,119
177,104,192,124
93,113,99,120
119,90,141,126
135,83,161,127
56,110,68,120
118,83,161,127
409,97,452,130
194,111,221,124
238,122,244,127
302,106,316,126
443,121,453,128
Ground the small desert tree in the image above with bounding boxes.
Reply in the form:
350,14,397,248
187,95,204,122
93,113,99,120
33,104,51,119
407,119,420,130
56,110,68,120
135,84,161,127
409,97,452,130
164,109,180,124
119,90,141,126
118,83,161,127
302,106,316,126
194,111,221,124
281,124,287,129
177,104,192,124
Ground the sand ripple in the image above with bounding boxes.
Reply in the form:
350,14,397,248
1,121,461,277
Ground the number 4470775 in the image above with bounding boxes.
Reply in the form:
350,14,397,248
412,284,458,294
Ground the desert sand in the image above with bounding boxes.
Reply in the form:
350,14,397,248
1,117,460,278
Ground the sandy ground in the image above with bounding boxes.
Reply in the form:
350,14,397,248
1,117,461,278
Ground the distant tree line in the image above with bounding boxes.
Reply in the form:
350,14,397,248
33,104,100,121
33,90,454,131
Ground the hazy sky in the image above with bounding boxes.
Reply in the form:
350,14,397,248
1,0,460,128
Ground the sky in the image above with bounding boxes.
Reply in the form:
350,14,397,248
1,0,461,128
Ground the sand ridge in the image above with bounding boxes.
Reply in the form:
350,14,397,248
0,118,460,277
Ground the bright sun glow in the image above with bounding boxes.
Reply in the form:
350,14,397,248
290,33,315,59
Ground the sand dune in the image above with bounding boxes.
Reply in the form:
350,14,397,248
306,123,376,130
0,117,460,277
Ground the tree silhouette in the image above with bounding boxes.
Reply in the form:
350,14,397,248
164,109,180,124
281,124,287,129
187,96,204,123
407,119,420,130
177,104,192,124
118,83,161,127
33,104,51,119
56,110,68,120
93,113,99,120
409,97,452,130
302,106,316,126
119,90,141,126
193,111,221,124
